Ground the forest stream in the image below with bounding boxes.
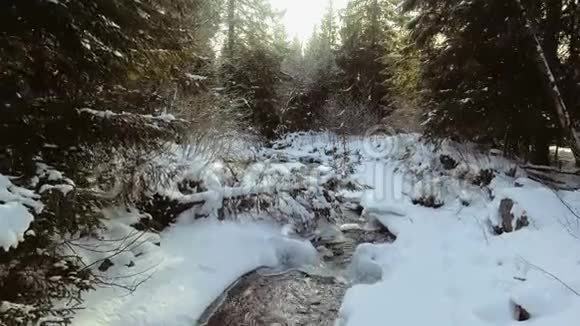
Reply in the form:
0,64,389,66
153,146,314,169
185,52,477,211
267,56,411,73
198,210,397,326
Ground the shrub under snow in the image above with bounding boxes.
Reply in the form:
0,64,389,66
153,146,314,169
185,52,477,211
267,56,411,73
0,174,40,251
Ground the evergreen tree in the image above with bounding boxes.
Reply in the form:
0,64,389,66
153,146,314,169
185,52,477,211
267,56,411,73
336,0,402,114
304,1,339,80
221,0,286,138
0,1,222,323
283,37,306,80
405,0,580,164
272,20,291,59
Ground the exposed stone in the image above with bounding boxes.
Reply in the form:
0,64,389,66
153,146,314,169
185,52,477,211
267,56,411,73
439,155,458,170
412,195,444,208
499,198,515,233
316,246,334,259
98,258,114,272
497,198,529,234
515,214,530,231
473,169,495,187
511,301,531,321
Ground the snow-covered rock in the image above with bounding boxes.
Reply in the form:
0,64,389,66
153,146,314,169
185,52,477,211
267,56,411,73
348,244,384,285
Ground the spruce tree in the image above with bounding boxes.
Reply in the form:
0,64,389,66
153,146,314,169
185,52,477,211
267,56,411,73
0,1,221,323
404,0,580,164
221,0,286,138
304,1,339,80
336,0,402,114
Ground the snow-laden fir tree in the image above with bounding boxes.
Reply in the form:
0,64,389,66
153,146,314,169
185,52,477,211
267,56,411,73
404,0,580,164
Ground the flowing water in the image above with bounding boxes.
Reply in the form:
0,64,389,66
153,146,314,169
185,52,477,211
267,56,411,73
198,212,396,326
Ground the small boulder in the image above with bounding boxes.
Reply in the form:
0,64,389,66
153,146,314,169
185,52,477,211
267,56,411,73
412,195,444,209
98,258,114,272
439,155,458,170
473,169,495,187
497,198,529,234
511,301,531,321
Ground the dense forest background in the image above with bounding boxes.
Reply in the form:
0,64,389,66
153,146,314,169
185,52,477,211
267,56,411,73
2,0,580,324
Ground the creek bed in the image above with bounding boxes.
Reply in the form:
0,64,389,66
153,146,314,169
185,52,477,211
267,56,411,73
198,217,396,326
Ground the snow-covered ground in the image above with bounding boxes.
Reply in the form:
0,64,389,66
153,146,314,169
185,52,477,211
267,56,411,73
71,217,316,326
339,165,580,326
69,132,580,325
272,133,580,326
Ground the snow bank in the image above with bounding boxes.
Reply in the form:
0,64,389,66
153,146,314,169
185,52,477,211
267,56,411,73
0,202,34,251
339,189,580,326
71,219,318,326
323,132,580,326
489,177,580,233
0,174,40,251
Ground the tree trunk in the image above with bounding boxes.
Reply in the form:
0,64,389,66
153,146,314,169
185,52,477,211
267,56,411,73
532,134,550,165
514,0,580,164
543,0,562,67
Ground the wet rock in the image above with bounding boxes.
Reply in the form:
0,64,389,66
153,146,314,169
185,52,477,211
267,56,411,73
317,246,335,259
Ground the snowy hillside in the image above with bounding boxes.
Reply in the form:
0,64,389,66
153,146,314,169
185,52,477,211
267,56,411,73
68,132,580,326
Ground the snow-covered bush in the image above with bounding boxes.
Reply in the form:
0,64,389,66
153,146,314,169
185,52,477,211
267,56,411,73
381,135,522,208
0,167,99,326
0,175,40,251
321,97,382,136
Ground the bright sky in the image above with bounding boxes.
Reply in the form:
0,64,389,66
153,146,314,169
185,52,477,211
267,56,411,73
269,0,348,42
